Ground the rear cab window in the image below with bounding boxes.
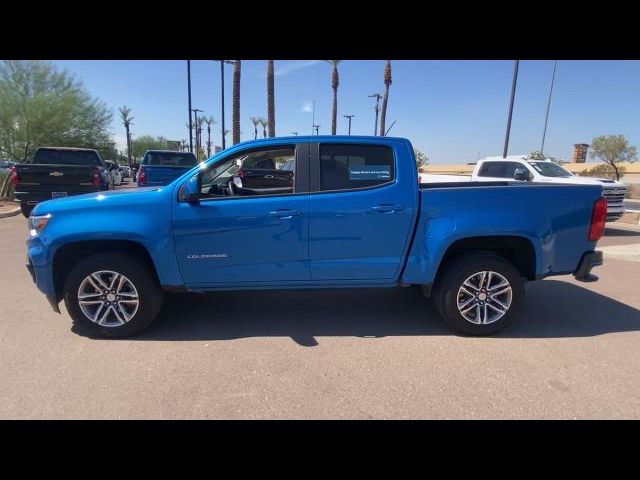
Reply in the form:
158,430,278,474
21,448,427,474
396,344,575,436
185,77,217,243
478,161,522,178
33,149,102,166
143,151,198,167
318,144,395,192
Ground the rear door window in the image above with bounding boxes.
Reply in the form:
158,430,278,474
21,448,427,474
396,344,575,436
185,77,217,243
478,161,522,178
319,144,395,191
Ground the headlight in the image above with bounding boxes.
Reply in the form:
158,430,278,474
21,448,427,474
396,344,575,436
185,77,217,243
29,214,52,237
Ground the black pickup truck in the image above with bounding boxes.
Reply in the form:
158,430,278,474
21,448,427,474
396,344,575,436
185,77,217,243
226,151,295,196
11,147,110,217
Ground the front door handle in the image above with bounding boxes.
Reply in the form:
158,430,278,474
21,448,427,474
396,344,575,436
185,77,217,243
269,210,301,219
371,204,404,213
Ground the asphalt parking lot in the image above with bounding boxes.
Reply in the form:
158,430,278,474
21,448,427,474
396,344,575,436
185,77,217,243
1,209,640,419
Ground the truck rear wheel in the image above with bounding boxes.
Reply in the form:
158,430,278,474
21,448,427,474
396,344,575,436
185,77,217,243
432,253,524,335
63,252,163,338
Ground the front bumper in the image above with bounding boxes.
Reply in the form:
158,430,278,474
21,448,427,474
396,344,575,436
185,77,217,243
574,251,603,282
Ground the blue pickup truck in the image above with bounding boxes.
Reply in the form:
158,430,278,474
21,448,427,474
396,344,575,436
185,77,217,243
26,136,606,338
137,150,198,187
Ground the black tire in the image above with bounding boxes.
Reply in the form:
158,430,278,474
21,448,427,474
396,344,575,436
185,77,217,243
63,251,163,338
20,203,34,218
432,253,524,336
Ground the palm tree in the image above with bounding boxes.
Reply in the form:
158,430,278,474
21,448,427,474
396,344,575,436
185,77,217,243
326,60,341,135
380,60,392,136
259,118,268,138
232,60,241,145
267,60,275,137
118,106,134,166
194,115,204,160
250,116,260,140
203,116,217,157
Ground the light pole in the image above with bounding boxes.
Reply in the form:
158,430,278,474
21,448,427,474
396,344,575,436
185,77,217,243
343,114,354,135
314,125,320,135
216,60,234,149
541,60,558,155
502,60,520,159
369,94,382,136
291,132,298,136
187,60,193,153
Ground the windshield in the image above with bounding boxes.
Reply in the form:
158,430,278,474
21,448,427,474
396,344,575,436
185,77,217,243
528,161,572,178
143,152,197,167
33,149,102,166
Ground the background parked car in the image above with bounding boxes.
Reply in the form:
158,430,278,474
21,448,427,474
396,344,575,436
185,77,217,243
104,160,122,187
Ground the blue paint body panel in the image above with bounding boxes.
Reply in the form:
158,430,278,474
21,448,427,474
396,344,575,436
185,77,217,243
26,136,603,304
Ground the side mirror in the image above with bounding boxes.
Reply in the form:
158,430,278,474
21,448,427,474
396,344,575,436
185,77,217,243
513,168,531,181
179,174,201,203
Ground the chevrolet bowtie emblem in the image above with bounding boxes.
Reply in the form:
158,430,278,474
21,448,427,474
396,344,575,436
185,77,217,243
50,171,64,177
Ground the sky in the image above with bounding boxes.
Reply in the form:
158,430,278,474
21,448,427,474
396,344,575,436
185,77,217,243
52,60,640,164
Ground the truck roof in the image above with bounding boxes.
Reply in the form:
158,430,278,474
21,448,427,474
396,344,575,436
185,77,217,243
36,147,99,153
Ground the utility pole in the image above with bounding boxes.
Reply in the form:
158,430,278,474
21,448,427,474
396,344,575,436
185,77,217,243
369,94,382,136
343,114,354,135
187,60,193,153
541,60,558,155
502,60,520,159
311,100,316,135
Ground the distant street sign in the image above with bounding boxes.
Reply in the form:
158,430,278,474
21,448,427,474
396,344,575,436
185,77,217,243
167,140,181,151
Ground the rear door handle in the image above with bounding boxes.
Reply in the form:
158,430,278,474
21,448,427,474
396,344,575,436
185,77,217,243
269,210,301,219
371,204,404,213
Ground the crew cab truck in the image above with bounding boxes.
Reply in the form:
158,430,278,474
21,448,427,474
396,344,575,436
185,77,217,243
26,136,606,338
12,147,110,217
137,150,198,187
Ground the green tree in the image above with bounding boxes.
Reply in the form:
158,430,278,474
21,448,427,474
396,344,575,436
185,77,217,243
118,105,134,166
0,60,113,162
259,117,268,138
267,60,275,137
380,60,392,136
250,116,260,140
203,116,216,157
131,135,168,158
525,150,562,163
590,135,637,181
414,148,429,169
326,60,341,135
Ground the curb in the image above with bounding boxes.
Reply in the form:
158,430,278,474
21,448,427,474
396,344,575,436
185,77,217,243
0,207,20,219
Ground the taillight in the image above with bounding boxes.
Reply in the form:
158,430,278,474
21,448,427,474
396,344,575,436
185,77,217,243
138,166,146,186
92,167,101,188
588,197,607,241
10,166,20,188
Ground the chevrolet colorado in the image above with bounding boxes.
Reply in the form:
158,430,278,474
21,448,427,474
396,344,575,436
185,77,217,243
26,136,606,338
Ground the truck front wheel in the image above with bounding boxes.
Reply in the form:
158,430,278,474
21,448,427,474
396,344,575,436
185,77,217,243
432,253,524,335
63,252,163,338
20,203,34,218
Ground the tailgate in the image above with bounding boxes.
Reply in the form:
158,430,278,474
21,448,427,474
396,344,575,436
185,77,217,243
145,166,191,185
17,164,97,188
